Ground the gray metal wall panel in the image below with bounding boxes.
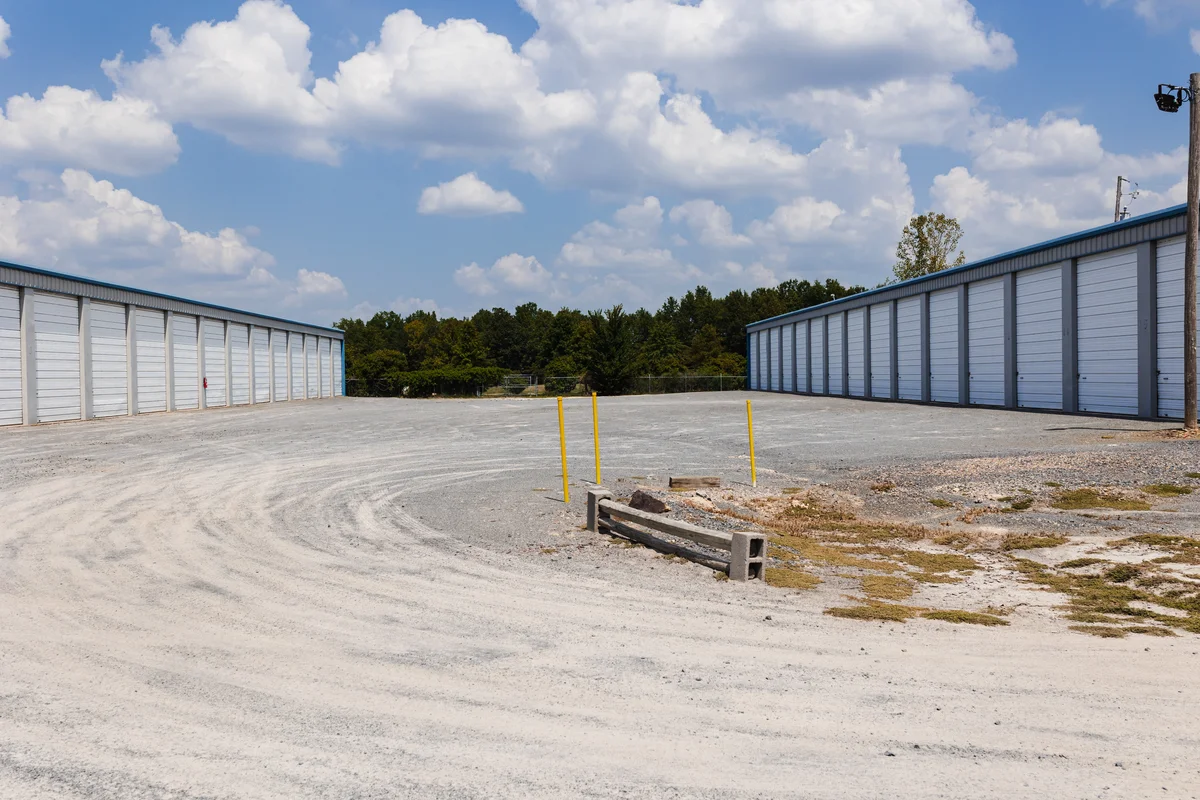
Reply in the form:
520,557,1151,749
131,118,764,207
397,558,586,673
272,330,288,401
781,323,794,392
1016,264,1064,409
90,301,127,418
134,309,167,414
1156,236,1194,418
320,338,332,398
811,320,825,394
306,336,319,398
796,321,809,393
847,309,865,397
253,328,271,403
289,333,304,399
928,289,959,403
34,293,81,422
203,320,227,407
968,277,1005,406
1077,248,1139,415
870,303,892,398
896,296,922,400
229,324,251,406
172,315,199,411
828,313,845,395
1063,260,1078,413
0,286,19,425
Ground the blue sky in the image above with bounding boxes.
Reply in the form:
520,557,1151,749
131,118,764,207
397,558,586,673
0,0,1194,325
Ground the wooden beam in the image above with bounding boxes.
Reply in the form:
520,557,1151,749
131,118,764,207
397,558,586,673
668,476,721,489
598,517,729,574
599,499,733,551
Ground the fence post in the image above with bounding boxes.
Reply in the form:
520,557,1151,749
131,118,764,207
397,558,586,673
587,489,613,532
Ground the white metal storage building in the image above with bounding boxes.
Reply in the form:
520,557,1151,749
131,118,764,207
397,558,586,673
0,260,344,427
746,204,1196,421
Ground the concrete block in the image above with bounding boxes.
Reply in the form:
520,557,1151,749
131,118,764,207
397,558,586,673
730,532,766,581
587,489,613,533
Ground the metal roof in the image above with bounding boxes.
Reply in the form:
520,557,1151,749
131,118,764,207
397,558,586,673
0,258,343,338
746,203,1188,332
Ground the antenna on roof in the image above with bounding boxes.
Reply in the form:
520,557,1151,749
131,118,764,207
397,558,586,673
1113,176,1139,222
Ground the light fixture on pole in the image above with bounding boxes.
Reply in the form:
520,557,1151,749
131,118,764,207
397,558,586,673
1154,75,1199,430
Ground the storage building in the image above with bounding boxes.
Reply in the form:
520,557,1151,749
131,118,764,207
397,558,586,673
0,260,344,427
745,204,1196,421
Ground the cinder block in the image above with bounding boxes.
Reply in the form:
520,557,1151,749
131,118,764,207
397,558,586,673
587,489,613,533
729,532,766,581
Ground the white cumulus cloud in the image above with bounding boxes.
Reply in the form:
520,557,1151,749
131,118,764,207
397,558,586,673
418,173,524,216
668,200,751,248
455,253,552,296
0,16,11,59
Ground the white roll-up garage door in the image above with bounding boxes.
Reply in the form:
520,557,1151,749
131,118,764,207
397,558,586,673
90,301,127,418
172,315,199,411
968,278,1005,406
203,320,227,407
272,331,288,401
35,293,81,423
896,296,922,401
290,333,304,399
1016,265,1063,410
811,319,825,394
1078,248,1138,415
135,309,167,413
795,321,809,393
1156,237,1195,419
828,313,844,395
781,324,794,392
229,324,250,406
765,328,777,391
929,289,959,403
333,340,343,396
870,303,891,399
306,336,319,398
847,309,865,397
320,338,332,398
0,287,21,426
748,333,758,389
758,331,768,390
253,328,270,403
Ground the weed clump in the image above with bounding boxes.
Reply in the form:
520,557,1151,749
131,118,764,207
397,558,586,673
1103,564,1141,583
1001,534,1069,551
1058,558,1107,569
1142,484,1193,497
1008,497,1034,511
825,603,919,623
871,482,896,493
764,567,821,590
1070,625,1128,639
929,498,954,509
922,610,1009,626
1044,481,1064,488
861,575,915,600
1051,489,1150,511
1186,472,1200,480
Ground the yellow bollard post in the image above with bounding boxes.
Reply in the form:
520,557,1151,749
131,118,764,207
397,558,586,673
592,392,601,485
746,399,757,488
558,396,570,503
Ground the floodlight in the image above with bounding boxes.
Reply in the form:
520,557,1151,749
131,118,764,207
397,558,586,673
1155,84,1187,113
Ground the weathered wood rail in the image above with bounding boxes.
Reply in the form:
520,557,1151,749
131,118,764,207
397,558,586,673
587,489,766,581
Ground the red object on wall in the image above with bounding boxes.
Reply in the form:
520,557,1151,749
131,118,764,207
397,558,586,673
203,377,208,389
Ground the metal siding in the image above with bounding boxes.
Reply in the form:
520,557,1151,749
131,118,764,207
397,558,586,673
870,303,891,398
0,286,21,425
290,333,304,399
229,324,251,406
306,336,319,398
847,309,865,397
333,340,344,396
781,323,794,392
1016,265,1064,410
320,338,332,398
172,315,199,411
203,320,227,407
90,301,128,418
827,313,844,395
810,320,825,393
929,289,959,403
272,330,288,401
34,293,81,422
967,278,1005,406
757,331,767,390
896,296,922,400
795,322,808,392
1155,237,1194,418
135,309,167,413
253,328,270,403
769,328,781,391
1078,248,1139,415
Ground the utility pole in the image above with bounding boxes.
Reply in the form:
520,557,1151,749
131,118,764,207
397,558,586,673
1114,175,1124,223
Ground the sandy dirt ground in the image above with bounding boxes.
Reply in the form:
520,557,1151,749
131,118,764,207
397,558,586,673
0,393,1198,799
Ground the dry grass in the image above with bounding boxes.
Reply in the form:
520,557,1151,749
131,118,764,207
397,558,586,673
900,551,979,573
928,498,954,509
825,603,920,623
764,567,822,590
922,610,1009,626
871,482,896,493
540,547,559,555
772,535,904,572
861,575,915,600
1186,472,1200,480
1058,558,1107,569
1001,533,1069,551
1051,489,1151,511
1007,497,1034,511
1070,625,1129,638
1142,483,1193,497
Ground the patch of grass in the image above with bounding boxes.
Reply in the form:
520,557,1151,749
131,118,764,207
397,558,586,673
825,603,919,623
932,531,975,549
1186,472,1200,480
861,575,915,600
1008,497,1034,511
771,535,903,572
782,487,806,494
983,605,1013,617
1142,483,1193,497
996,496,1015,503
1070,625,1128,638
1065,611,1124,624
764,567,821,590
713,571,730,582
540,547,559,555
910,571,964,584
1044,481,1063,488
1103,564,1141,583
1051,489,1151,511
1058,558,1107,569
922,610,1009,626
1124,625,1177,637
900,551,980,573
928,498,954,509
1019,488,1034,495
871,482,896,493
1001,533,1069,551
781,502,856,523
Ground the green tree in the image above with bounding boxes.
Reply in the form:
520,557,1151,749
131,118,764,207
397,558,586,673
893,213,966,282
635,319,685,375
584,306,636,395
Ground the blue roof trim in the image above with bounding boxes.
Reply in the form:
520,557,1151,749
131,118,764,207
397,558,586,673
747,203,1188,329
0,257,343,334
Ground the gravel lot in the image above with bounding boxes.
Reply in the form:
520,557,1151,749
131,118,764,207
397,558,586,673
0,393,1197,799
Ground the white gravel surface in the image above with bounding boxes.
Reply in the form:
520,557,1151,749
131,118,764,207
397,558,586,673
1,394,1197,799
